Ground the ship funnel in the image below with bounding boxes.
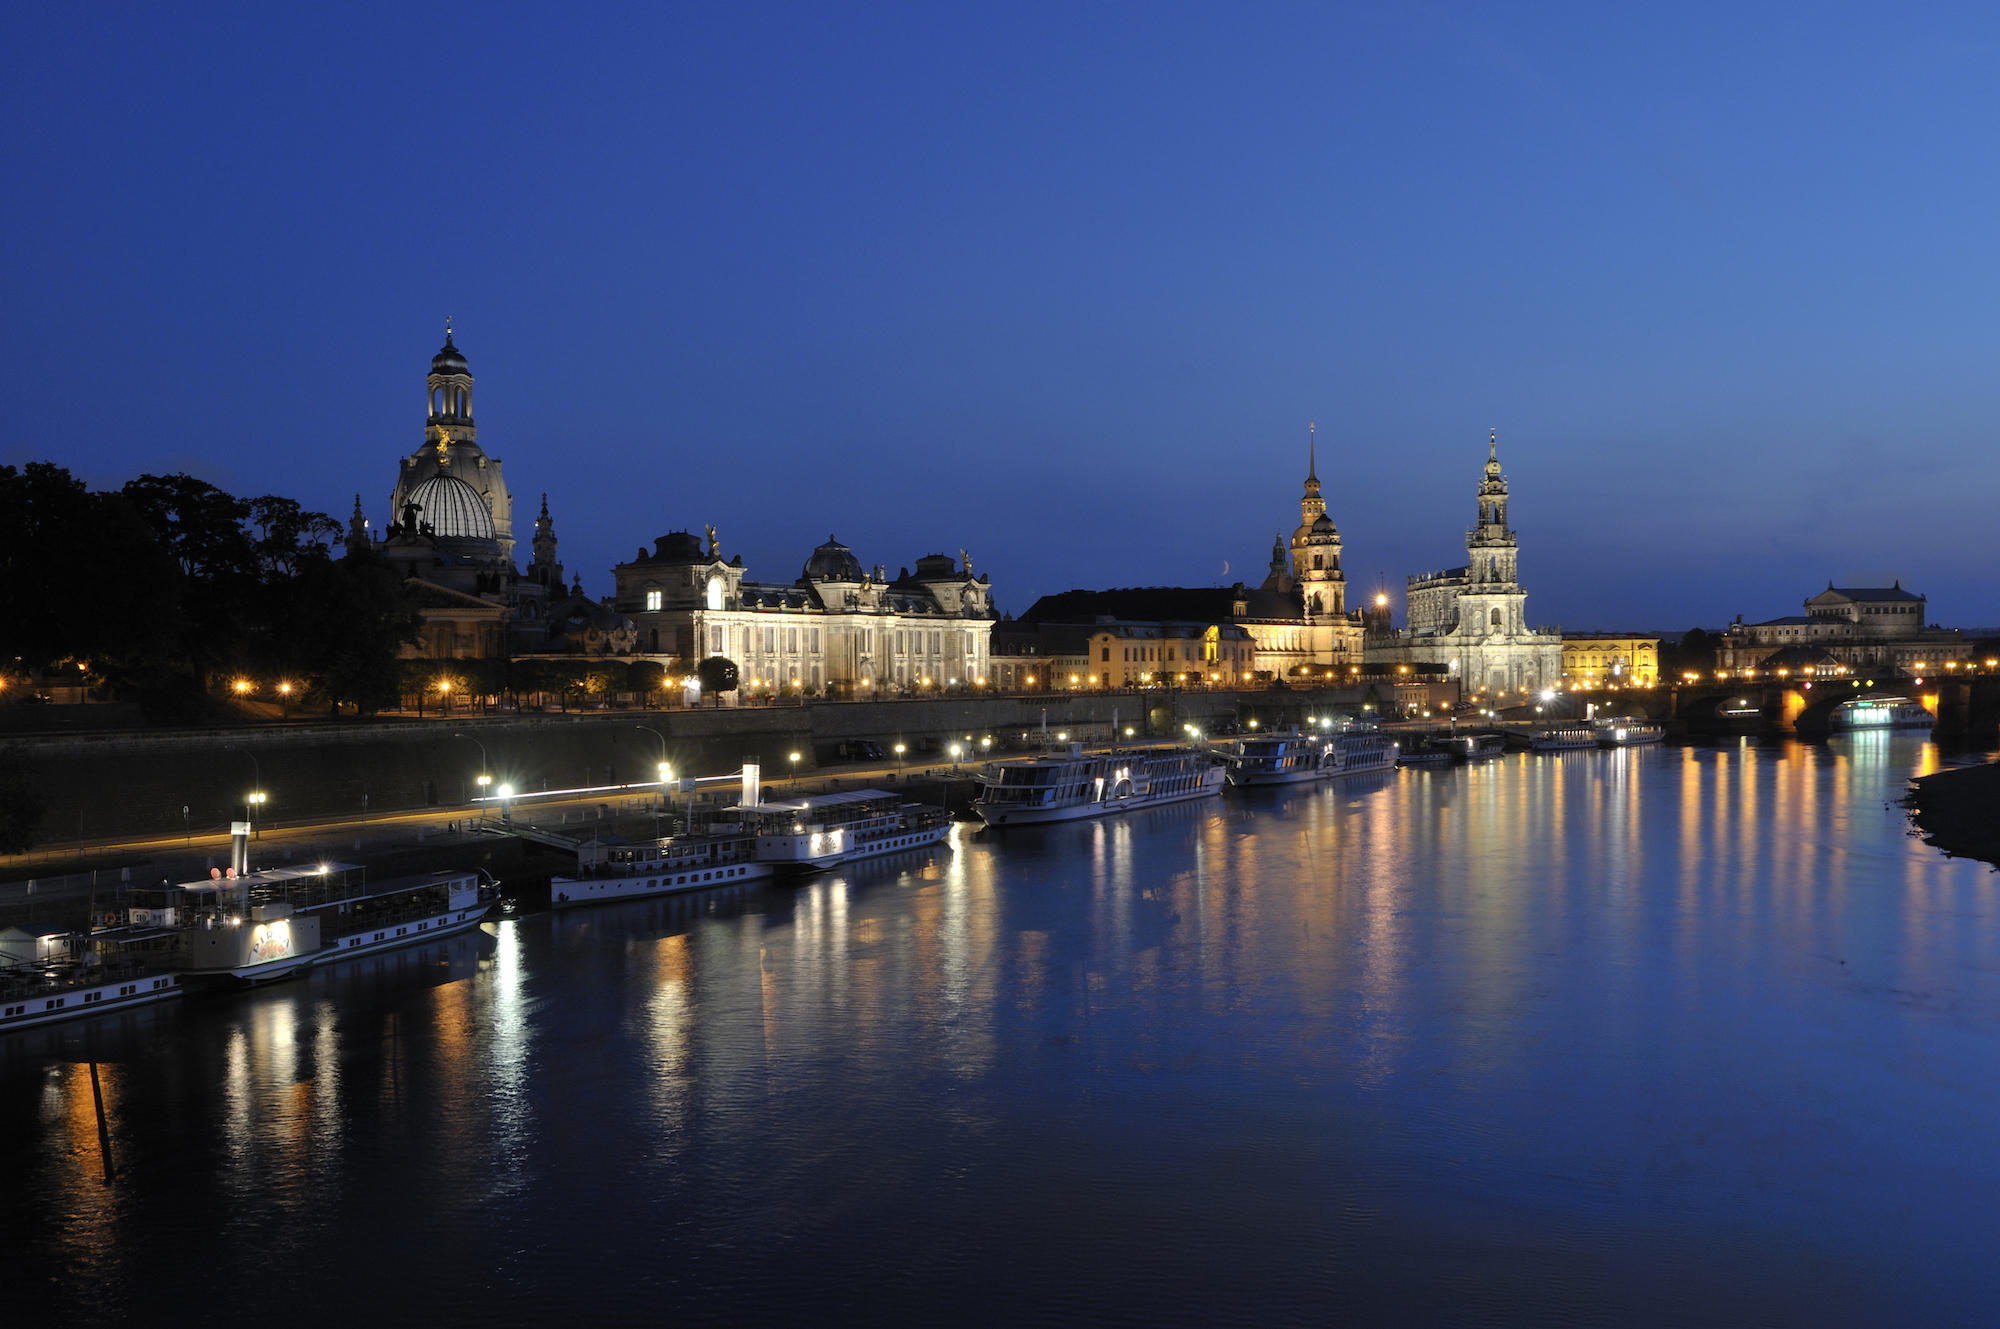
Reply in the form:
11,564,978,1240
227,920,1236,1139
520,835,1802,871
230,821,250,875
741,762,761,807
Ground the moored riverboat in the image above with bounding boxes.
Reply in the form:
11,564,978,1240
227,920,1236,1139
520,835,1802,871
175,865,497,988
744,789,953,874
1427,732,1507,761
1227,730,1333,786
976,743,1223,826
1330,731,1399,776
1595,717,1665,747
1,923,184,1032
1531,725,1599,752
1829,697,1936,731
553,826,771,907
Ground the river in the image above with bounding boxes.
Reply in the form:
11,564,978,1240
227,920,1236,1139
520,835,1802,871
5,735,1998,1326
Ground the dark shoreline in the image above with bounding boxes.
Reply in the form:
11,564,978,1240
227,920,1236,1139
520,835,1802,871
1905,760,2000,867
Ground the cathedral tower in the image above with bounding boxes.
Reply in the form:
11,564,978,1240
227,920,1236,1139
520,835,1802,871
1289,423,1346,620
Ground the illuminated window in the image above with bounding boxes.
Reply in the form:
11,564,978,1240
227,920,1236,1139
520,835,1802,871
706,578,723,611
644,589,662,611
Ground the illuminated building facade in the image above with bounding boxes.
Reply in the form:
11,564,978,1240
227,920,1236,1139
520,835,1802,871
992,603,1260,691
1561,635,1660,688
1716,583,1971,674
1365,432,1563,696
612,534,995,696
1253,429,1366,677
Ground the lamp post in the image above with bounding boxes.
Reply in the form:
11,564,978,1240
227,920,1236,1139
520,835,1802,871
894,743,905,779
636,727,670,817
228,747,264,840
789,751,801,790
454,734,491,810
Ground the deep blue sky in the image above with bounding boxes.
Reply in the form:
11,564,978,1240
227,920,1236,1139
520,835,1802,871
5,4,1997,630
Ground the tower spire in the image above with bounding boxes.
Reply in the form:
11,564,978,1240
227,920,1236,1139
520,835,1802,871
1308,421,1317,481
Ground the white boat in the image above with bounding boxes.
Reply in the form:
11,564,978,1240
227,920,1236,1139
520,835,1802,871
743,789,954,873
550,790,954,902
1531,725,1599,752
553,826,771,908
976,743,1224,826
178,865,497,988
1228,725,1400,785
1595,717,1664,747
1227,731,1333,786
1,922,184,1031
1329,731,1399,776
1829,698,1936,731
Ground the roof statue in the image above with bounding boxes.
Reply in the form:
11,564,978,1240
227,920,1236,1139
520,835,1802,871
960,549,973,577
705,523,718,558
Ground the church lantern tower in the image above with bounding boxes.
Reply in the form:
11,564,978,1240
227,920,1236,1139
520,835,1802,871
390,324,516,563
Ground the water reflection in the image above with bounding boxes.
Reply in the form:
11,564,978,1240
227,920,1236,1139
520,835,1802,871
5,736,2000,1325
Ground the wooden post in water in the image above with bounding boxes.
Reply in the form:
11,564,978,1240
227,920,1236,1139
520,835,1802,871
88,1062,115,1181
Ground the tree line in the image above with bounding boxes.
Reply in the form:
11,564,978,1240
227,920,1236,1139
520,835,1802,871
0,462,420,720
399,657,682,712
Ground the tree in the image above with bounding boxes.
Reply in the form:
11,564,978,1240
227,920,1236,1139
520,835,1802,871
697,655,739,698
274,549,421,715
628,660,666,704
121,473,258,685
0,463,181,679
586,660,630,703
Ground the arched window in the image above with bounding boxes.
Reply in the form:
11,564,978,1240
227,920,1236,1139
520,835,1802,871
706,578,723,611
1490,607,1503,630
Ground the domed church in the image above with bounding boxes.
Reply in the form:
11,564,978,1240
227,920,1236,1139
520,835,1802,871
353,329,583,659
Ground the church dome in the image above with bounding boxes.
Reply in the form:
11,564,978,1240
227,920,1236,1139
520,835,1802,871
802,535,865,582
431,334,469,377
1308,513,1338,538
408,472,496,540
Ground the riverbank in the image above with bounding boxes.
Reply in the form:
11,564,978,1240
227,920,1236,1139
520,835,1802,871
1905,760,2000,866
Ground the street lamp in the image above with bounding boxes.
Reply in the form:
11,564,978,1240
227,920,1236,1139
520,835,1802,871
497,783,513,823
894,743,906,778
950,743,962,771
455,733,491,803
789,751,801,789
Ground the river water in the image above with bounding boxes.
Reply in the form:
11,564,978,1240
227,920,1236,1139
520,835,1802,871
6,735,1999,1326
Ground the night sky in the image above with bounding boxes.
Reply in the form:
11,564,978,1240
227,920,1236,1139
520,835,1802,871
5,4,1997,630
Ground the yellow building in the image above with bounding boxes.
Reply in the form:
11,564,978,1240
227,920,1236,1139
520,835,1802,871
1561,635,1659,688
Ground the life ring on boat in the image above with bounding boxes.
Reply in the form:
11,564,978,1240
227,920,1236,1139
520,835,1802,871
103,911,118,927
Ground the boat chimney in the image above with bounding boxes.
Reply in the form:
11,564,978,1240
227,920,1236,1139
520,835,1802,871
740,762,761,808
230,821,250,875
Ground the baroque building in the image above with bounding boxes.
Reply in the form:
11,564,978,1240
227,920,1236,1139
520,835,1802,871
1254,426,1367,677
1716,583,1970,675
1366,432,1563,695
611,531,996,696
353,330,598,659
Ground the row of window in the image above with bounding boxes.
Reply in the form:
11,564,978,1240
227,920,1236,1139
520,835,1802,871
704,623,985,659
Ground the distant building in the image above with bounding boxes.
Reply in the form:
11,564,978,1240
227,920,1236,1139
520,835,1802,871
1716,583,1970,675
611,532,996,696
1561,635,1660,688
1365,433,1563,697
993,594,1261,691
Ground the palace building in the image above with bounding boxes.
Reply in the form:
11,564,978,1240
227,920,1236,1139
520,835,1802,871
1365,432,1563,696
1716,583,1971,675
611,532,997,696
